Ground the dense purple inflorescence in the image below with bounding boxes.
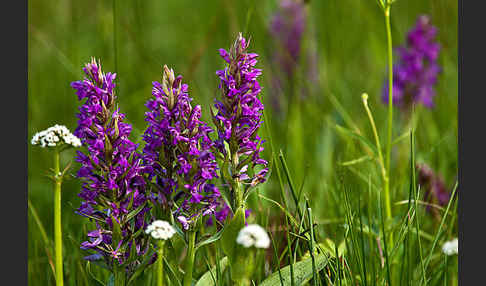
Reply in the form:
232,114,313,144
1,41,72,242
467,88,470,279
269,0,306,78
72,59,152,273
383,15,441,108
212,33,268,222
142,65,220,230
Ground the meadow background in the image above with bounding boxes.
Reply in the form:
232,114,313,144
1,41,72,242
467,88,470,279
28,0,457,285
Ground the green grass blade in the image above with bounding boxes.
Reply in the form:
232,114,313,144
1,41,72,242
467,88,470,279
421,181,458,282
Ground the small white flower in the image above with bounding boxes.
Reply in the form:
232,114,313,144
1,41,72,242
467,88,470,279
442,238,458,256
31,124,81,148
145,220,176,240
236,224,270,249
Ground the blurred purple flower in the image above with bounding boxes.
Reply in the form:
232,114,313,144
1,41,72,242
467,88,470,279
383,15,441,108
417,163,451,213
72,59,151,274
270,0,306,78
142,65,220,230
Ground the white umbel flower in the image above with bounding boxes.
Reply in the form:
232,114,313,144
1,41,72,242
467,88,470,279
31,124,81,148
236,224,270,249
145,220,176,240
442,238,458,256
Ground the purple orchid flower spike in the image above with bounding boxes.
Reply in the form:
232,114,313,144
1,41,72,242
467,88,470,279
72,58,152,279
142,65,220,230
212,33,268,217
383,15,441,108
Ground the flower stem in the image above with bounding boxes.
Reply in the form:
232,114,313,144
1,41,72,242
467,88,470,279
384,5,394,245
53,150,64,286
113,264,126,286
183,230,196,286
234,181,245,218
362,94,387,187
157,240,165,286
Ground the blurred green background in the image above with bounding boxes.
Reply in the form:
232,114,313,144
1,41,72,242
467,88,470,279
28,0,457,284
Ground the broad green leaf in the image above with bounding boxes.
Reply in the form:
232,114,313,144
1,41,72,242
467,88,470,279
111,215,122,246
195,257,229,286
259,253,329,286
220,207,246,272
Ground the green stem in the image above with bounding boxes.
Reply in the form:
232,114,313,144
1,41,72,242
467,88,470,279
230,141,245,220
183,230,197,286
384,5,394,245
157,240,165,286
114,264,126,286
361,94,387,187
53,151,64,286
234,181,245,218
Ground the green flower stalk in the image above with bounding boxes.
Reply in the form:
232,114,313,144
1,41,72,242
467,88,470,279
377,0,395,246
156,240,165,286
31,124,82,286
183,230,197,286
234,224,270,285
145,220,176,286
53,150,63,286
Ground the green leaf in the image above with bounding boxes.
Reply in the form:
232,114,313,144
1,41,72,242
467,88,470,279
106,274,114,286
195,228,224,251
85,262,106,286
259,253,329,286
220,207,245,264
340,155,372,166
258,194,299,228
111,215,122,248
125,238,139,265
127,249,157,285
334,124,378,156
195,257,229,286
319,239,338,258
125,202,146,222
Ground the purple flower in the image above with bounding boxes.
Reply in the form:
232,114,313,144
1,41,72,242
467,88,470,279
212,33,268,211
416,163,451,219
142,65,220,230
417,163,451,216
383,15,441,108
206,201,252,226
72,58,151,275
269,0,306,78
268,0,318,115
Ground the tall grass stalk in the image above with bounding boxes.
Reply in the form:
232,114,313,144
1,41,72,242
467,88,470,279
383,3,394,246
53,150,64,286
361,93,387,193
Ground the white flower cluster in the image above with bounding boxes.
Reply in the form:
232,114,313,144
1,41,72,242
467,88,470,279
145,220,176,240
236,224,270,249
442,238,458,256
31,124,81,148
